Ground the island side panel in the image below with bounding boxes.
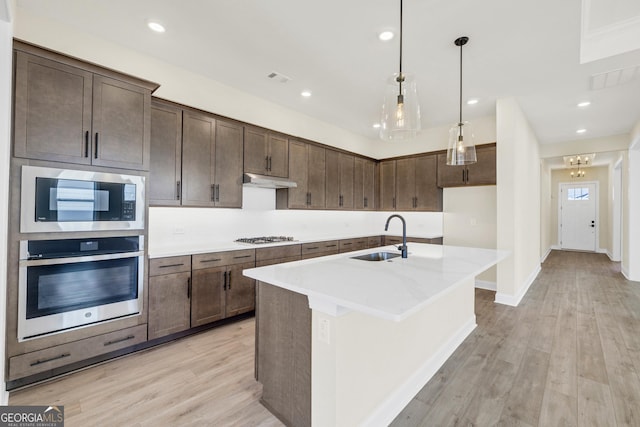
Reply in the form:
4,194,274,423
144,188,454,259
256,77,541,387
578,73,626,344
312,276,476,427
256,281,311,427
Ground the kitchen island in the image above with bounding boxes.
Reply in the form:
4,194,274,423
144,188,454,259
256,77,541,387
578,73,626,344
244,243,508,427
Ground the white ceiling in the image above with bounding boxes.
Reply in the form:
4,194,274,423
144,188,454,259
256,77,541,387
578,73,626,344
16,0,640,145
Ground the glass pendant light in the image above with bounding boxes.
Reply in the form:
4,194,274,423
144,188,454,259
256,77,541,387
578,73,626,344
446,36,477,165
380,0,421,140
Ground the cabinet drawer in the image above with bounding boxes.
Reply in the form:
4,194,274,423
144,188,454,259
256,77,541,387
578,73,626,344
9,324,147,380
339,238,368,253
149,256,191,276
256,244,301,262
193,249,255,270
256,255,301,267
301,240,339,256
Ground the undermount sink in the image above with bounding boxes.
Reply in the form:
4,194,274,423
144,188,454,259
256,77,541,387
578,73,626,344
350,252,401,262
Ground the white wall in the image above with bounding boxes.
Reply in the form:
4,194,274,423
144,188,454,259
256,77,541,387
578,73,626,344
495,98,541,306
549,166,610,253
540,159,552,260
625,120,640,280
0,0,14,406
443,186,497,286
149,188,443,256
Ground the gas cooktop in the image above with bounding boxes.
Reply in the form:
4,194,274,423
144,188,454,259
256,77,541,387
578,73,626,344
235,236,295,245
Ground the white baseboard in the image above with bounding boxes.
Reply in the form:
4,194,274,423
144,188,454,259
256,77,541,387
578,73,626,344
494,264,541,307
1,387,7,405
597,248,607,254
475,280,497,291
550,244,561,250
362,317,477,427
540,247,552,263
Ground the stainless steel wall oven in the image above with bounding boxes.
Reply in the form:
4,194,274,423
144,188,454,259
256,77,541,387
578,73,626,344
18,236,144,341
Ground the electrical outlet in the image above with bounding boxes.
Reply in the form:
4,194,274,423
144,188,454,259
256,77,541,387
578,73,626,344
173,227,185,235
318,318,330,344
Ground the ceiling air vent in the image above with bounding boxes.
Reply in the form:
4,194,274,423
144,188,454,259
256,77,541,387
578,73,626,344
590,64,640,90
267,71,292,83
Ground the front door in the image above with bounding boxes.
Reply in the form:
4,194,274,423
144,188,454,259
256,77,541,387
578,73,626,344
560,182,597,251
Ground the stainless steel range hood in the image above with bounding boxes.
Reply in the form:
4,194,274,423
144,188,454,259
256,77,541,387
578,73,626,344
243,173,297,189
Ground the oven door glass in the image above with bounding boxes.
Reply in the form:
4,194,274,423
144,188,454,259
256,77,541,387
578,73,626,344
26,257,138,319
34,177,136,222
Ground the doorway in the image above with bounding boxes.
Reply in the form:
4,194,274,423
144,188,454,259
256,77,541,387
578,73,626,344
612,160,622,261
559,182,598,251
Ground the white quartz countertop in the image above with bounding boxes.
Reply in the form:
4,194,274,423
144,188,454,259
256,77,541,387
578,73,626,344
148,232,443,258
243,243,508,321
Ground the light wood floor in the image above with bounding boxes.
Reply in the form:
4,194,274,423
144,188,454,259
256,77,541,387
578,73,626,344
10,251,640,426
392,250,640,426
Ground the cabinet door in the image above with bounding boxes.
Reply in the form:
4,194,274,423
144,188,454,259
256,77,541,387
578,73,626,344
363,159,376,210
148,272,191,340
91,75,151,170
225,262,256,317
13,52,93,165
150,101,182,206
466,145,496,186
396,158,416,210
191,267,225,327
268,134,289,178
437,153,467,188
244,127,269,175
325,150,340,209
379,160,396,210
181,111,216,206
415,154,442,211
339,154,355,209
214,119,243,208
354,157,365,210
307,145,326,209
287,140,310,208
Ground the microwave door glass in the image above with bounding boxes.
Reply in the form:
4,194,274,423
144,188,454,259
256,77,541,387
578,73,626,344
50,180,109,221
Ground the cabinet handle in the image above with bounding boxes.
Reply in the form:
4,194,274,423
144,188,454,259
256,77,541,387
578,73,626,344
265,156,270,171
216,184,220,202
228,271,232,289
30,353,70,367
326,244,337,248
211,185,215,201
233,255,252,259
339,195,343,206
187,277,191,298
94,133,99,159
223,271,228,290
306,246,319,250
465,169,469,183
84,131,89,157
307,192,311,206
199,258,222,263
176,181,181,200
364,197,368,208
268,156,272,171
104,335,135,347
158,263,185,268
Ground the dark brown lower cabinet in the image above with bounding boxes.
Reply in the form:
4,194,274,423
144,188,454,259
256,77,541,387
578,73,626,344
148,256,192,340
190,266,225,327
256,282,311,427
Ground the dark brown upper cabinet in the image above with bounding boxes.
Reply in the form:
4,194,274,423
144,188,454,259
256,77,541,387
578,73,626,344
244,127,289,178
325,151,354,210
354,157,376,210
149,100,182,206
437,144,496,187
396,154,442,211
277,139,325,209
13,43,157,171
181,110,243,208
379,160,396,210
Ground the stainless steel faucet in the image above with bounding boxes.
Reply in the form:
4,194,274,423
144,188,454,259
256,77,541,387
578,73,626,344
384,214,408,258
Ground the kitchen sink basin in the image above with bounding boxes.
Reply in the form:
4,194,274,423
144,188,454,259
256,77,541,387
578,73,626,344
350,252,401,261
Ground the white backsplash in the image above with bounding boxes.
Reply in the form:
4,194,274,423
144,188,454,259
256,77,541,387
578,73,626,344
149,187,443,253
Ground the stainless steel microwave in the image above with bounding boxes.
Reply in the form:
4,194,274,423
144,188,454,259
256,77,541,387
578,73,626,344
20,166,145,233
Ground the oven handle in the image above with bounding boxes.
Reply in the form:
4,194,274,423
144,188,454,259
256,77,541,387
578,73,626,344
20,250,145,267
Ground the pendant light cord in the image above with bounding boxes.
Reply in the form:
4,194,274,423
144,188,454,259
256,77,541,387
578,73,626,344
459,40,463,126
398,0,403,97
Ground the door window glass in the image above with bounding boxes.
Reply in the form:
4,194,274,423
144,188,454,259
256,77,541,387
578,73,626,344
568,187,590,200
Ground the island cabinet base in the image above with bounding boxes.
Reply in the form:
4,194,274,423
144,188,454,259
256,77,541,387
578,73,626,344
256,281,311,427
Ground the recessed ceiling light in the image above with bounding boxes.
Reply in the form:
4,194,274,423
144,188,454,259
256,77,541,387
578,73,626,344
147,21,166,33
467,99,479,105
576,129,587,134
379,31,394,41
577,101,591,107
301,90,312,98
373,123,381,129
